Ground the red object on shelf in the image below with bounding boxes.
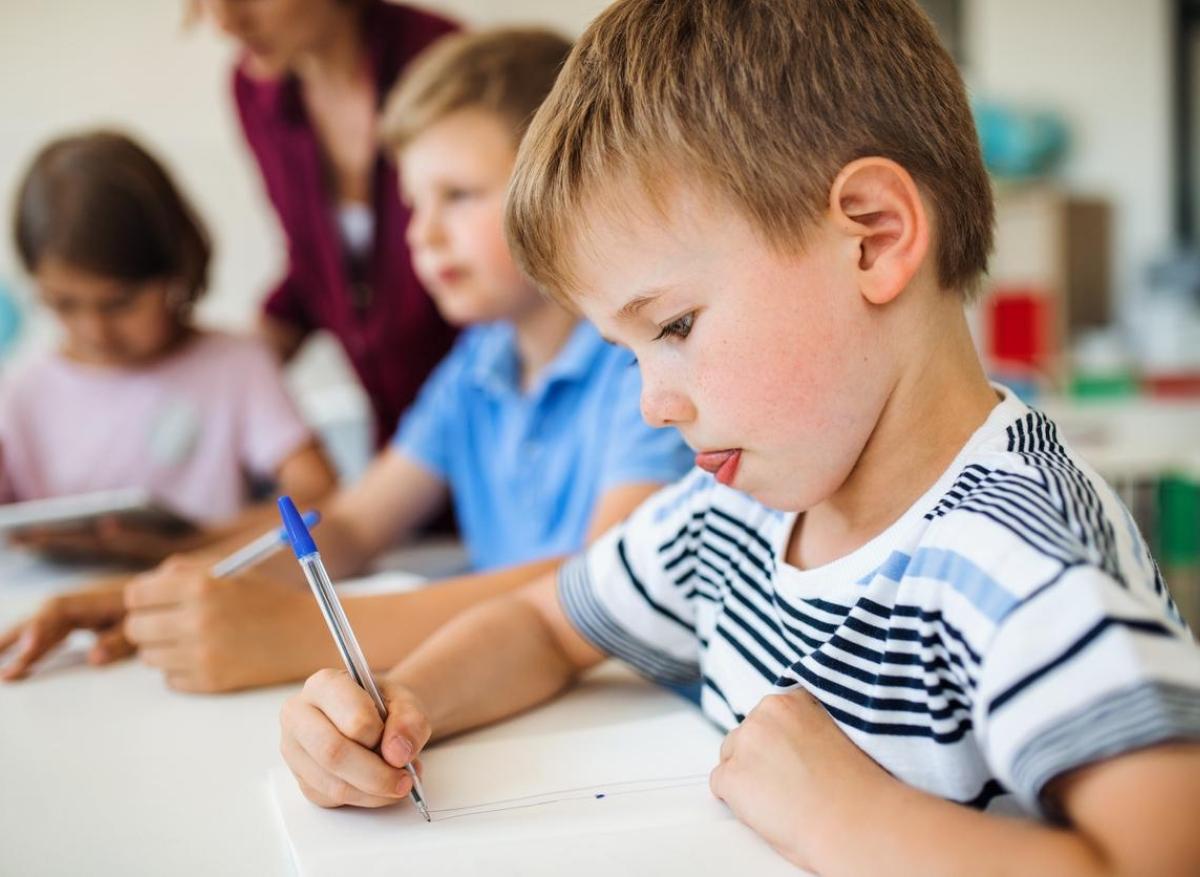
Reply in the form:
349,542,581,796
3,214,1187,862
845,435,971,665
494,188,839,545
1143,372,1200,398
985,287,1056,372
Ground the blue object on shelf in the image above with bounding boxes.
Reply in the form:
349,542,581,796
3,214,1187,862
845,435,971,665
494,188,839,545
974,101,1069,179
0,280,24,359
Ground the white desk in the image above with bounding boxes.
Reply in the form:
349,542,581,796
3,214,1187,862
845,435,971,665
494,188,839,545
0,554,702,876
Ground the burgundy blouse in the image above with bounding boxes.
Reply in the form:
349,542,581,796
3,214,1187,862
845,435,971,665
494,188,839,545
233,1,459,446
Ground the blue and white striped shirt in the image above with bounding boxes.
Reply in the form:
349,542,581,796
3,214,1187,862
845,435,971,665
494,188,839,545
560,387,1200,816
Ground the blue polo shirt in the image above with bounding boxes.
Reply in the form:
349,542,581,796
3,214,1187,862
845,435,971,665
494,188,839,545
392,321,693,571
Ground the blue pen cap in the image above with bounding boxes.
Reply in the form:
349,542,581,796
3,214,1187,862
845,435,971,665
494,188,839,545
279,509,321,543
278,496,318,558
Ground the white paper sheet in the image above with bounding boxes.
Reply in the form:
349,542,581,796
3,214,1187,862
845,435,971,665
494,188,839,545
270,709,808,876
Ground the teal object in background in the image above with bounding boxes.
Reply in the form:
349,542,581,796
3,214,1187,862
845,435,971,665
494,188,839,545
0,280,24,359
974,101,1069,179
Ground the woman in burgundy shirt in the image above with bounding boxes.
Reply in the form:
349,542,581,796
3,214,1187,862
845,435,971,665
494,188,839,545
202,0,459,445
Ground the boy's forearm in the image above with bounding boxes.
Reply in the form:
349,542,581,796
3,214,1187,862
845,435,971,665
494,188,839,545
384,587,581,741
309,513,389,580
810,780,1107,877
206,557,567,691
345,557,563,670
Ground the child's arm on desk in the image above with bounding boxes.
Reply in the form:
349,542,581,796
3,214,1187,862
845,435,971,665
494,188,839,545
118,470,663,693
710,689,1200,875
0,449,438,682
279,571,606,808
0,577,133,680
112,447,449,688
123,554,561,693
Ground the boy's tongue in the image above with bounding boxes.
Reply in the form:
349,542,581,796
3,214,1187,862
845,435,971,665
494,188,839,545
695,449,741,486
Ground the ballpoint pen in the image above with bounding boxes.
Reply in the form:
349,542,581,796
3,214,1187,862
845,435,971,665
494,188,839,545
276,495,431,822
209,510,321,578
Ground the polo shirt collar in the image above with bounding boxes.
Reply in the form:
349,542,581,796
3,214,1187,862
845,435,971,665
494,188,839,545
540,320,608,385
469,320,607,398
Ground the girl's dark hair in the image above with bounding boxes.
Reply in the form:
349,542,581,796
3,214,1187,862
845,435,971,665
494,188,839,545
13,130,211,303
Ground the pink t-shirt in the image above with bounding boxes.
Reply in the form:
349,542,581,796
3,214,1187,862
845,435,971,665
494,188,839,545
0,331,313,524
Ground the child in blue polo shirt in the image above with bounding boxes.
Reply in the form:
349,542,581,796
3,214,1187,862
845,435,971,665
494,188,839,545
392,318,670,571
350,25,691,573
1,28,691,692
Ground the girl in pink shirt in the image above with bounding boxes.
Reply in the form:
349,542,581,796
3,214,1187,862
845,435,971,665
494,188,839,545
2,131,336,562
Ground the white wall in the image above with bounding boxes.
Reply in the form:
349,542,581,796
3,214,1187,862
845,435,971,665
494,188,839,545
437,0,606,34
0,0,1175,340
965,0,1174,313
0,2,248,336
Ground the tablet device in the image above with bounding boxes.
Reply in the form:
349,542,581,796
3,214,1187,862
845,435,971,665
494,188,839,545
0,488,197,537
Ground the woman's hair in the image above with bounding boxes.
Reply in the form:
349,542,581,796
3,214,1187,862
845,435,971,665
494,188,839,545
13,130,212,305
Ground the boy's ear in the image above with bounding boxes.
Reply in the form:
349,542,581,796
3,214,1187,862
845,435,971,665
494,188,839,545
827,158,930,305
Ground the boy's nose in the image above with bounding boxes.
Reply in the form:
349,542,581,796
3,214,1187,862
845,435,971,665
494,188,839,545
405,208,445,251
640,384,696,429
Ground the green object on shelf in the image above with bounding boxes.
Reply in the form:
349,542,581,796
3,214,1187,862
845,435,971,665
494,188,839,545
1159,477,1200,564
1069,372,1139,400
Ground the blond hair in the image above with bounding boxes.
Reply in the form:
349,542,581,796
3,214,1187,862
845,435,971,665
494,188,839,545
506,0,994,300
380,27,572,151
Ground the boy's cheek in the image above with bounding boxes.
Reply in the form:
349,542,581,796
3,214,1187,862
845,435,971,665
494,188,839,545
409,255,439,291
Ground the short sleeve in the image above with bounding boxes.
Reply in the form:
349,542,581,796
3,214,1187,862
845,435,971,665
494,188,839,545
390,336,469,479
596,360,695,491
236,341,315,477
972,564,1200,812
559,470,715,684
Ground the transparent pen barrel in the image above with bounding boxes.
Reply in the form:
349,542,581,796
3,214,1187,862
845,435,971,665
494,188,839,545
296,549,430,816
299,553,388,719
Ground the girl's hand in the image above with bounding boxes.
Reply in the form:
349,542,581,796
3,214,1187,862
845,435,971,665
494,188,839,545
0,583,132,680
279,668,431,809
709,688,893,870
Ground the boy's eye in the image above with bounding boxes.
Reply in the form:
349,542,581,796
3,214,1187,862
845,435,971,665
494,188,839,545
445,187,477,203
652,311,695,342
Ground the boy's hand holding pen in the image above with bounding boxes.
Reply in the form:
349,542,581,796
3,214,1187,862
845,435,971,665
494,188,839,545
281,667,434,811
277,497,432,818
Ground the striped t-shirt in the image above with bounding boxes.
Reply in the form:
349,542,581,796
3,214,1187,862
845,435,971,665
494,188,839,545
559,387,1200,816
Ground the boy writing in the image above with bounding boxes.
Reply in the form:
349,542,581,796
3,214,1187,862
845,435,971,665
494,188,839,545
280,1,1200,872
